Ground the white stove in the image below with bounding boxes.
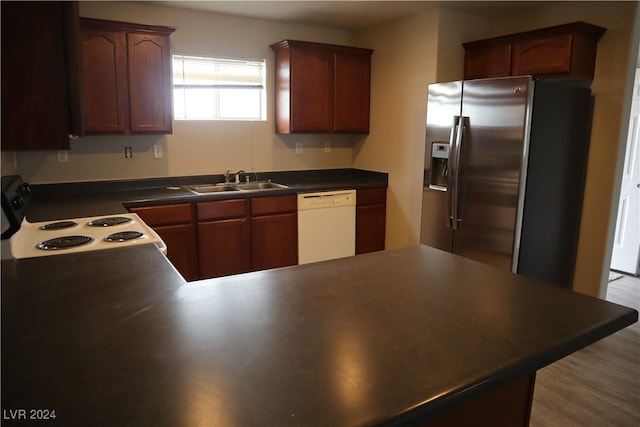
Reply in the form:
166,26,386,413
9,213,167,259
1,175,166,260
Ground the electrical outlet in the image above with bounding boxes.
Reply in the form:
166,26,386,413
153,144,163,159
56,150,68,163
296,143,303,154
124,146,132,159
324,142,331,153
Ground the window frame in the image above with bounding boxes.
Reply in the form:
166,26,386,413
172,54,267,121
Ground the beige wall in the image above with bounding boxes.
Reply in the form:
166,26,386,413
352,9,439,250
352,7,489,250
12,1,362,184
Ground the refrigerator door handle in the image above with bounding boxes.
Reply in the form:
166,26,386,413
447,116,465,230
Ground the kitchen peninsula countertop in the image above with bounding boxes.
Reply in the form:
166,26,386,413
25,168,388,221
1,245,636,426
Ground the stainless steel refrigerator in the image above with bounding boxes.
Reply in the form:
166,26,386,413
420,75,593,287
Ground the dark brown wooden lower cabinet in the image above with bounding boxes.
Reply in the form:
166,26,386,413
250,194,298,271
152,223,198,281
423,373,535,427
129,203,197,281
197,218,251,279
196,199,250,279
251,213,298,271
133,190,385,280
356,188,387,254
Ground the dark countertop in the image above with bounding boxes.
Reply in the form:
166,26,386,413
2,245,636,426
25,168,388,221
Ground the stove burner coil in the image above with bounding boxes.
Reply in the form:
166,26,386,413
36,236,94,250
104,231,144,242
87,216,132,227
39,220,78,231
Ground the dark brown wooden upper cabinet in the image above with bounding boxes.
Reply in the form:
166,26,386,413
1,2,80,151
463,43,512,80
334,51,372,133
288,44,334,133
270,40,373,134
463,22,606,81
79,18,175,135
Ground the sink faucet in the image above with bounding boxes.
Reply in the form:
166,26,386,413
225,169,246,183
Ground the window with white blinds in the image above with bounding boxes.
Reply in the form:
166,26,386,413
172,54,266,120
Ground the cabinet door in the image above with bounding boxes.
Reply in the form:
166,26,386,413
251,213,298,271
129,203,197,280
464,23,605,81
356,188,387,254
198,218,251,279
511,34,572,76
154,223,198,281
356,205,386,254
80,23,128,133
464,43,511,80
334,51,371,132
127,32,173,133
1,2,73,150
290,46,334,132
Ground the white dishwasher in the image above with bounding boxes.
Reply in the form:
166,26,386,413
297,190,356,264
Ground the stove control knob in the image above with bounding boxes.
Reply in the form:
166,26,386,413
12,195,24,210
19,182,31,195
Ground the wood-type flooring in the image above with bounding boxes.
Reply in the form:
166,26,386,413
530,274,640,427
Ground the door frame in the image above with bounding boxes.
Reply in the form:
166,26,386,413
610,68,640,275
603,9,640,295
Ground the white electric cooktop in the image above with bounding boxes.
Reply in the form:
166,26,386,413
9,213,166,259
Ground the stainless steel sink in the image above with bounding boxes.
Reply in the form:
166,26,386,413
184,184,240,195
233,181,288,190
184,181,287,195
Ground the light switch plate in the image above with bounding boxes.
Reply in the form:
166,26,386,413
153,144,163,159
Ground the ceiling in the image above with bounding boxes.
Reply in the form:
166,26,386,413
151,1,546,30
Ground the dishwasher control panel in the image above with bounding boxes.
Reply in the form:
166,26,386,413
297,190,356,210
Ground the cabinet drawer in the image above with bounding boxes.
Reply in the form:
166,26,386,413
357,188,387,206
197,199,248,221
130,203,193,226
251,195,297,216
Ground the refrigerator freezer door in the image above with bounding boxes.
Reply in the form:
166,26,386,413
424,81,463,188
421,188,452,251
452,76,531,271
420,81,462,251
